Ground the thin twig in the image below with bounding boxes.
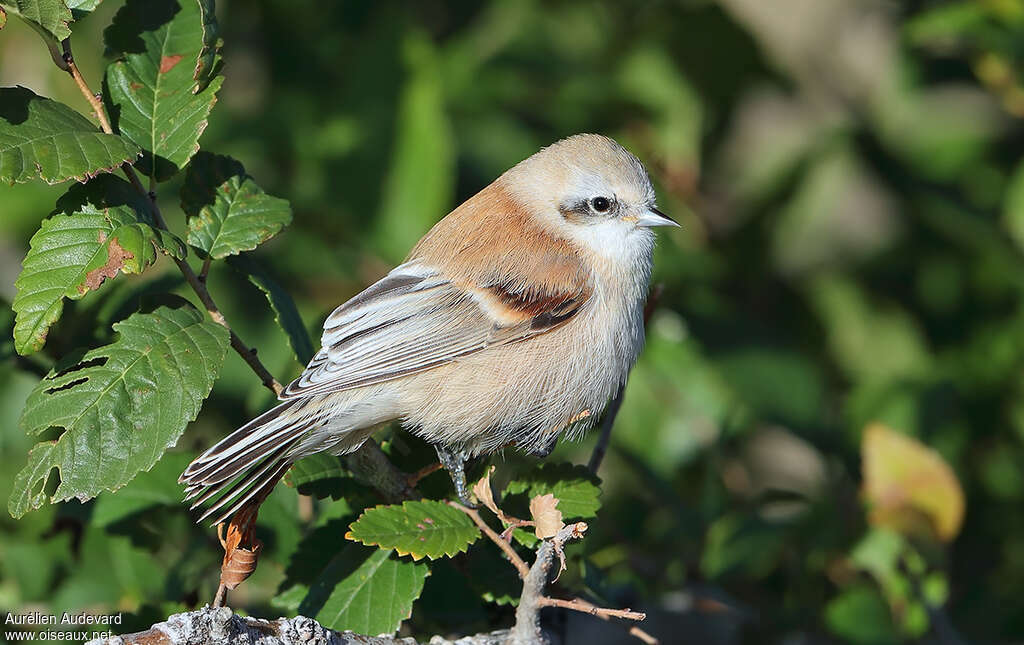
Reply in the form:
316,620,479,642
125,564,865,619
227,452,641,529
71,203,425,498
449,501,530,579
60,39,111,133
406,462,443,488
587,384,625,474
199,255,213,281
537,596,645,621
212,584,227,608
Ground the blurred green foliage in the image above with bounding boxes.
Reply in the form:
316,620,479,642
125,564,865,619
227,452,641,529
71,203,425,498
3,0,1024,643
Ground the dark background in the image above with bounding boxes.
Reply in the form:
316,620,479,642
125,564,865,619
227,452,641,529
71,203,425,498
2,1,1024,642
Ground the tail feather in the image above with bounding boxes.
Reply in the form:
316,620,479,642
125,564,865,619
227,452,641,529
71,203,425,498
181,400,301,479
194,446,294,525
180,399,321,525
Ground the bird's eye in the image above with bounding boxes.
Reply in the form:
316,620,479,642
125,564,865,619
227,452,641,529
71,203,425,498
591,196,611,213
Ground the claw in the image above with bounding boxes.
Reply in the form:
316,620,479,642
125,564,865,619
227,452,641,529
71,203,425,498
435,445,474,506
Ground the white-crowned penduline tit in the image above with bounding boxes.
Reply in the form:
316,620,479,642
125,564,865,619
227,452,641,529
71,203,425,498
180,133,678,523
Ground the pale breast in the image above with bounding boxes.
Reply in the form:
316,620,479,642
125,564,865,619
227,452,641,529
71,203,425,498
395,281,645,456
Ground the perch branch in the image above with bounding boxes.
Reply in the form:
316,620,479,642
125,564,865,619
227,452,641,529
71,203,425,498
85,606,511,645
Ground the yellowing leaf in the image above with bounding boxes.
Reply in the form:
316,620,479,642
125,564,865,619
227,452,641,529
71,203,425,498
861,423,965,541
529,493,564,540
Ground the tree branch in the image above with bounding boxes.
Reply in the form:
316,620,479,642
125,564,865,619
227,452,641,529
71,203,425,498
450,501,531,579
85,606,511,645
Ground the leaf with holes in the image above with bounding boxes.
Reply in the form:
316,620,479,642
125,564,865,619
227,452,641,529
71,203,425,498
302,545,429,636
0,0,72,40
103,0,222,182
227,254,312,363
8,305,229,518
505,463,602,519
12,201,184,355
346,500,480,560
0,86,142,185
182,152,292,259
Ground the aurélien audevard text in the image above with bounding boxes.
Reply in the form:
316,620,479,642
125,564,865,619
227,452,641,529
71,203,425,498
5,612,122,641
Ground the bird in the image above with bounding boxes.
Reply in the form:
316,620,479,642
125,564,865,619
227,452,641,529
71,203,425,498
179,133,678,524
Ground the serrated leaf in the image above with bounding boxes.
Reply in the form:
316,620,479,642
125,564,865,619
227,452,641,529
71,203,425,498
103,0,223,182
346,500,480,560
227,254,312,363
182,152,292,259
0,0,72,40
12,201,184,355
8,305,229,518
0,86,142,185
505,463,602,519
303,546,429,636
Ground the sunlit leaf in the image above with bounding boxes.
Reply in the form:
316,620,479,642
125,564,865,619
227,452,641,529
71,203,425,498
0,0,71,40
504,463,601,520
0,87,141,185
346,500,480,560
9,305,229,517
103,0,223,182
861,423,965,541
12,198,184,355
302,545,428,636
181,152,292,259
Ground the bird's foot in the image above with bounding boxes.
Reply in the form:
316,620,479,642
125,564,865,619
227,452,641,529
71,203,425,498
435,445,474,506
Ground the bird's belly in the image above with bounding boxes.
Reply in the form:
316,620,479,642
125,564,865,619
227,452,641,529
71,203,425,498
395,304,641,455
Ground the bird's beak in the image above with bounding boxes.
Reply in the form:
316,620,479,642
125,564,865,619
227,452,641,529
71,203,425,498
635,206,679,228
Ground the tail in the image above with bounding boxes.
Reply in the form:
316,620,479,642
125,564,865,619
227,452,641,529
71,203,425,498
179,399,320,525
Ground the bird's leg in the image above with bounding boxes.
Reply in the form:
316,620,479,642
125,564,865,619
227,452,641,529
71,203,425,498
435,445,474,506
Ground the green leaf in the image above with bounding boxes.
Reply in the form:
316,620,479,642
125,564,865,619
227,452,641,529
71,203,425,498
65,0,103,20
825,585,899,645
303,545,429,636
284,453,347,494
504,463,602,519
227,254,312,364
9,305,229,518
374,32,454,262
12,198,184,355
346,500,480,560
0,0,72,40
103,0,223,182
181,152,292,258
0,86,141,185
192,0,221,92
90,452,194,526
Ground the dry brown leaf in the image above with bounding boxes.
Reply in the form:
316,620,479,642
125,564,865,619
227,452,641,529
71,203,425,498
472,465,501,517
862,423,966,542
218,505,263,589
530,493,564,539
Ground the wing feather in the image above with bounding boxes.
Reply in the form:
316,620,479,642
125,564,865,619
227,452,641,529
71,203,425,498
281,263,590,399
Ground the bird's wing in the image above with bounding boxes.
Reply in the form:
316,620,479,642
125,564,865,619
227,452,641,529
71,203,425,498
280,262,591,399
